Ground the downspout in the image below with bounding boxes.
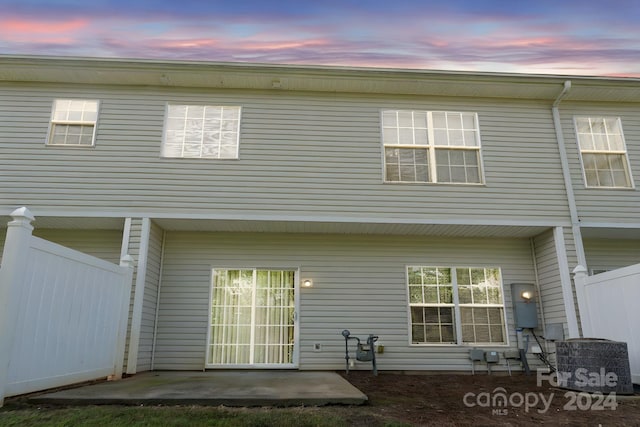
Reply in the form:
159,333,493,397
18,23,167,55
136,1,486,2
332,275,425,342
551,80,585,338
552,80,587,269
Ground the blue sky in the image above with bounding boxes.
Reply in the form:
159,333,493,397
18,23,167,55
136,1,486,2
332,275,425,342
2,0,639,76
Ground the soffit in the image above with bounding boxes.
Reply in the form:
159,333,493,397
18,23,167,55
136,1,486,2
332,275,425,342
5,216,637,239
0,215,550,238
152,218,550,238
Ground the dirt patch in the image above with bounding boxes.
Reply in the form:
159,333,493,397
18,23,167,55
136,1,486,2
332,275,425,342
3,371,638,426
335,371,640,426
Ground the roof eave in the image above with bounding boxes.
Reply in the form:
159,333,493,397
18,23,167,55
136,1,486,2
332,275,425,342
0,55,639,102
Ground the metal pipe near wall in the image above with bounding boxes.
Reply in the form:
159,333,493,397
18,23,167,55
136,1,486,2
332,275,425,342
551,80,587,269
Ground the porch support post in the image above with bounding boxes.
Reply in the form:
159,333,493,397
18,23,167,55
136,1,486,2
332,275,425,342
114,255,135,380
572,265,590,337
120,218,132,260
553,227,580,338
125,218,151,374
0,207,35,407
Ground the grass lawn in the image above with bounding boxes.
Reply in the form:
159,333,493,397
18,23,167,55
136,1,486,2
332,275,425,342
2,372,638,426
0,404,359,427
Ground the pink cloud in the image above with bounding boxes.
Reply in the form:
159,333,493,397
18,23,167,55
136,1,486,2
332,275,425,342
235,39,330,51
0,17,88,43
1,18,88,34
159,39,220,49
0,10,638,78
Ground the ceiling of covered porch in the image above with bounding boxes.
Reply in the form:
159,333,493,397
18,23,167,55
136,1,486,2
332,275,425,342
6,215,639,240
151,218,552,239
0,213,568,239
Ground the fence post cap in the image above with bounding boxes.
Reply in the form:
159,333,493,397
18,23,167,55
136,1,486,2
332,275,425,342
120,254,135,268
9,207,35,223
572,265,588,276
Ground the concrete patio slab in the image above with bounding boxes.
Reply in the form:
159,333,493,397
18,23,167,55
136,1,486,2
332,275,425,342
31,371,368,407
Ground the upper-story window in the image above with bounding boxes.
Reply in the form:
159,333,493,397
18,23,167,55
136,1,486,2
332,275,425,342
47,99,99,147
162,104,241,159
382,110,484,184
575,117,634,188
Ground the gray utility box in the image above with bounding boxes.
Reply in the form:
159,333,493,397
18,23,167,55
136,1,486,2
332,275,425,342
510,283,538,329
469,348,484,361
484,351,499,363
555,339,634,395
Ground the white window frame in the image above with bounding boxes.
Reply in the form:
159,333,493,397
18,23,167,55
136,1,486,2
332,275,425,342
206,267,300,369
406,266,508,346
381,110,485,184
574,116,634,189
161,104,242,159
46,99,99,147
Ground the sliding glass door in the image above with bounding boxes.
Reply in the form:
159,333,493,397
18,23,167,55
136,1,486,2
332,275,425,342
206,269,297,367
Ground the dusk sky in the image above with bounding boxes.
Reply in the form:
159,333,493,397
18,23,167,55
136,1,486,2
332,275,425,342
2,0,639,77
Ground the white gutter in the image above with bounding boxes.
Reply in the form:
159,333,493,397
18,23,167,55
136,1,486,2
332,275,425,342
553,80,572,108
552,81,587,268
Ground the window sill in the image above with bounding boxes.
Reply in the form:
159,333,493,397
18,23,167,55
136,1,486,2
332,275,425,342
409,343,510,347
45,143,95,148
159,156,240,160
383,180,486,187
583,185,635,191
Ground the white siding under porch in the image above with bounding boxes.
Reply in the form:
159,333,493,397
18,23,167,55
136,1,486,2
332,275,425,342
154,232,540,371
33,229,123,264
0,228,122,265
584,238,640,272
532,229,568,331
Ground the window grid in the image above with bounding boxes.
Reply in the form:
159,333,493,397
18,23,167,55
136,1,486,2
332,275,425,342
208,269,295,366
408,266,506,345
408,267,455,344
382,110,483,184
47,99,99,147
575,117,633,188
162,104,241,159
456,267,505,344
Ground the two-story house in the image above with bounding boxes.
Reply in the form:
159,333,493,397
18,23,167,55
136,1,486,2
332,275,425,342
1,56,639,374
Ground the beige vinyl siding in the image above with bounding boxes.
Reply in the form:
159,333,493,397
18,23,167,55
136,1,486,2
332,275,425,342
559,102,640,224
532,229,568,331
137,220,164,371
32,229,122,263
584,238,640,271
1,83,570,224
154,232,538,371
0,226,121,267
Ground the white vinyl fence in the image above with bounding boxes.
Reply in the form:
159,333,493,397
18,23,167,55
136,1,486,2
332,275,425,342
0,208,134,406
573,264,640,384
